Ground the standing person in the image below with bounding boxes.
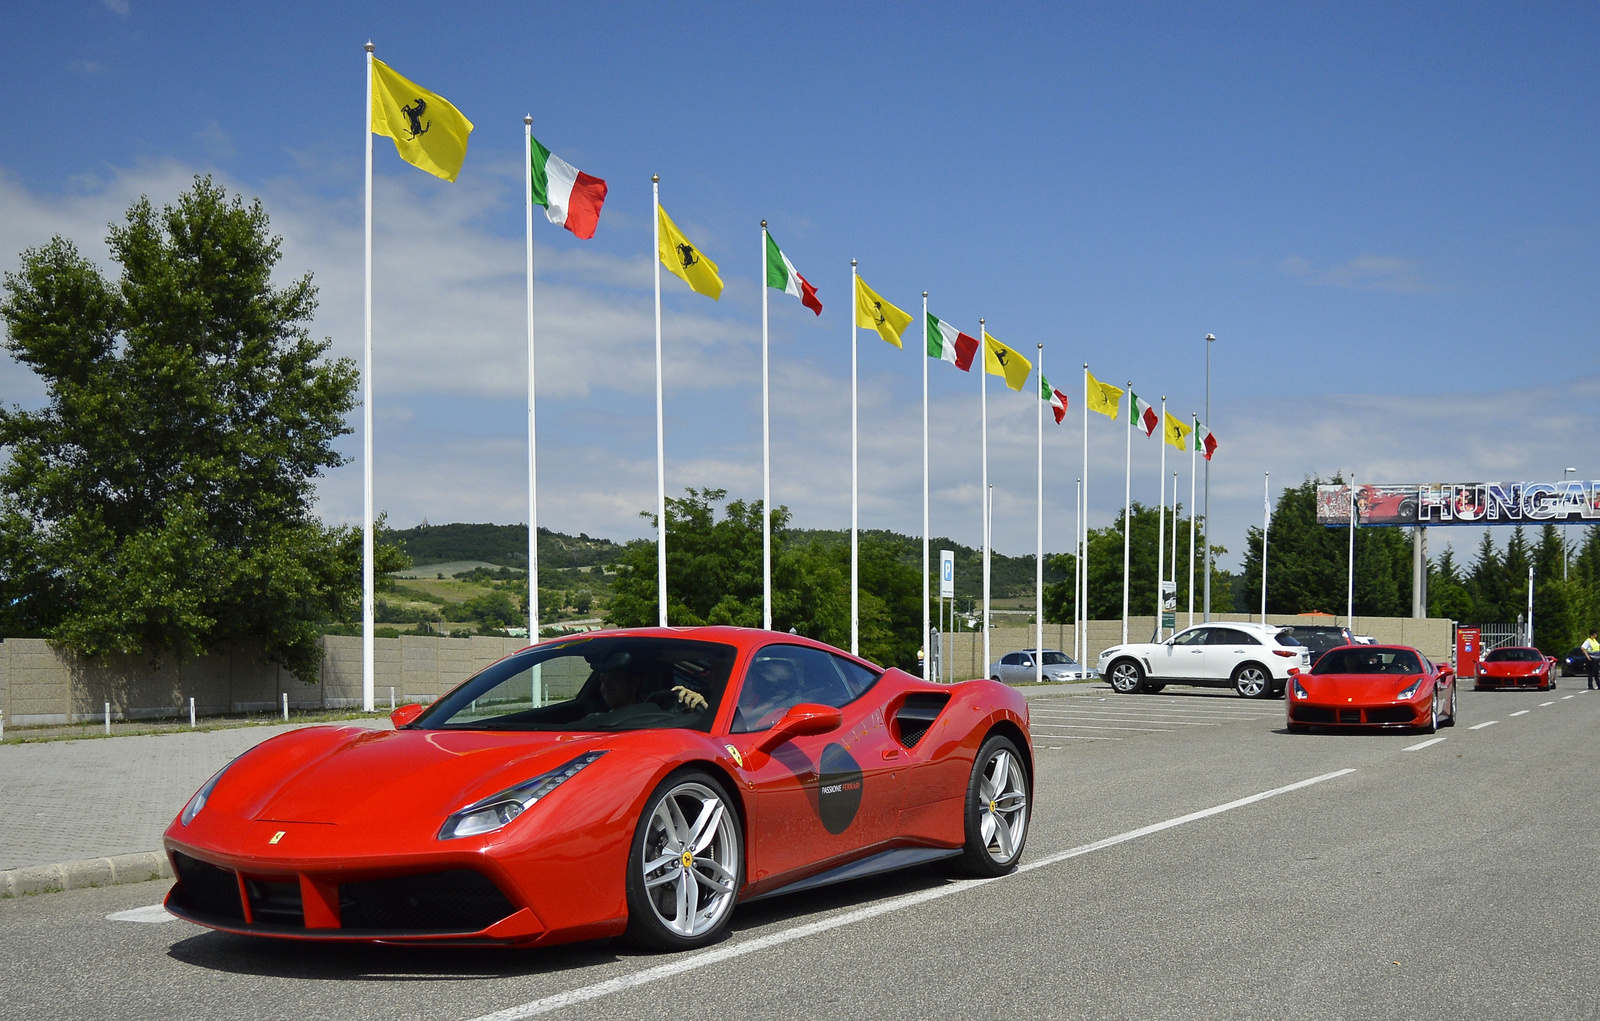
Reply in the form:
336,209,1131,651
1583,630,1600,690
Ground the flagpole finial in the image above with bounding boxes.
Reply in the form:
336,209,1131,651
980,318,985,325
1162,394,1167,401
1206,333,1215,342
761,219,767,228
652,174,659,183
365,41,374,52
922,290,928,298
524,115,532,125
851,258,857,267
1083,362,1088,368
1038,343,1043,351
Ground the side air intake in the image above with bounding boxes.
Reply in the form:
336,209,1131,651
893,693,951,748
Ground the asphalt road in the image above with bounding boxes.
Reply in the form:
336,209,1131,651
4,684,1598,1021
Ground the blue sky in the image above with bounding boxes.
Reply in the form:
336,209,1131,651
4,2,1598,568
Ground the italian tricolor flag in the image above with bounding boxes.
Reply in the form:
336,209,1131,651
1195,419,1218,460
1129,391,1158,436
926,313,978,371
1040,374,1067,423
530,136,608,240
765,232,822,315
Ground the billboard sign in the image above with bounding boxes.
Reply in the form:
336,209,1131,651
1316,482,1600,527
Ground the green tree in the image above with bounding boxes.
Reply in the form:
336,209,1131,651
1069,501,1224,622
1427,548,1474,621
0,176,389,679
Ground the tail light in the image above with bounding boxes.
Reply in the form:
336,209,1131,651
1272,650,1296,658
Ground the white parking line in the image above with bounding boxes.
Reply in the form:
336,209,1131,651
1539,701,1555,707
1511,710,1530,717
1026,732,1121,741
1031,724,1170,733
464,768,1358,1021
1562,694,1575,699
1404,737,1447,751
106,904,177,925
1468,721,1498,730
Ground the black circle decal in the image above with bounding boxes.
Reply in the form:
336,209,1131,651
818,742,864,835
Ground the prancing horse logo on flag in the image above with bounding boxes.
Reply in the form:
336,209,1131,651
994,347,1010,366
870,301,887,327
401,98,430,140
676,243,699,269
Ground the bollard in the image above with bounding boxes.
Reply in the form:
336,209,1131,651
104,701,111,735
389,686,395,712
189,697,196,729
282,692,289,721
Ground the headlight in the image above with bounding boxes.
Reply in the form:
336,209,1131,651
439,751,606,840
1396,678,1423,700
179,757,239,826
1292,678,1309,700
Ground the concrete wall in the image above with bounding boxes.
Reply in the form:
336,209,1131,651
940,614,1456,681
0,635,528,727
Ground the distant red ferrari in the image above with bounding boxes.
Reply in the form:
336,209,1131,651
1474,646,1556,691
1287,645,1457,732
163,628,1032,951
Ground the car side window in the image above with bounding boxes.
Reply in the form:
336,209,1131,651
1210,628,1259,646
1172,628,1210,647
732,645,878,733
1001,653,1021,666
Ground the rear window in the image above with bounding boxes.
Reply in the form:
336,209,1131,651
1273,634,1302,647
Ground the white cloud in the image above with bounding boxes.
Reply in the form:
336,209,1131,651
1280,253,1438,294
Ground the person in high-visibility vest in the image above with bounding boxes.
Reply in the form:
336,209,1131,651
1582,630,1600,690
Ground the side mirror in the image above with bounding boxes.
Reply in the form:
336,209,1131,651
754,702,842,755
390,703,426,728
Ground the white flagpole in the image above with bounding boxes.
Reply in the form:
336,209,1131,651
850,260,859,656
1035,343,1044,684
980,319,990,674
1156,396,1166,640
921,291,930,678
524,117,540,646
1080,364,1089,669
761,222,772,631
361,41,375,714
652,176,667,628
1121,382,1132,646
1074,476,1082,668
1188,415,1197,629
1171,470,1180,619
1261,471,1270,621
1347,476,1357,627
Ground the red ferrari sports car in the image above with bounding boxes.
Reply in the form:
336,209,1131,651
163,627,1032,951
1474,646,1556,691
1286,645,1457,732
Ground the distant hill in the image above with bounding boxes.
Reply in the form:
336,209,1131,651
386,523,625,571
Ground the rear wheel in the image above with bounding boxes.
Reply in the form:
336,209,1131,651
1108,659,1144,694
950,735,1030,877
624,771,742,951
1233,664,1272,699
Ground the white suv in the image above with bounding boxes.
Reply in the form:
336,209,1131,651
1096,623,1312,698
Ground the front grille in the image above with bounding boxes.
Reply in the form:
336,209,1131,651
1338,709,1361,724
245,878,304,927
1366,706,1415,724
1291,705,1335,723
339,870,516,932
171,852,244,921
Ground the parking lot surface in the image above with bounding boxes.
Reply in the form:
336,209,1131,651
3,685,1597,1020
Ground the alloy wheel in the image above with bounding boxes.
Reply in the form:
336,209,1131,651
638,781,739,938
976,746,1029,866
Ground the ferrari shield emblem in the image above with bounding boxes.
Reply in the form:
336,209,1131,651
269,831,285,845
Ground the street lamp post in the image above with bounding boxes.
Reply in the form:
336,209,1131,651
1203,334,1214,621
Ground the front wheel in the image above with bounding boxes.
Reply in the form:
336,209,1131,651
624,771,743,951
950,735,1030,877
1233,664,1272,699
1422,692,1439,734
1108,659,1144,694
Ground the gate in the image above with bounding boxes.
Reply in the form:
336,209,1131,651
1473,624,1522,653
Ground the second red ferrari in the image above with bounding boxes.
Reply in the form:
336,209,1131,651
1287,645,1457,732
1474,646,1556,691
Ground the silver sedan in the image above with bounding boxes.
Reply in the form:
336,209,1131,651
989,649,1098,684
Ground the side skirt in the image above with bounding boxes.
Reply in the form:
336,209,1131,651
741,846,961,904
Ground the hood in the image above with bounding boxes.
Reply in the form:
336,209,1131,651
1301,673,1428,703
216,726,618,827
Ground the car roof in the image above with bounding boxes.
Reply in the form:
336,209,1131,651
531,626,886,670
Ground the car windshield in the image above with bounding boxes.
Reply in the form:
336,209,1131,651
1040,652,1077,666
412,636,737,732
1312,648,1422,676
1484,648,1542,663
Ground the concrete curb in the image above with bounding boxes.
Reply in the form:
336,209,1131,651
1,851,171,898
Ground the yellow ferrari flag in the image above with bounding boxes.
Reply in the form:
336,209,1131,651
982,332,1032,392
370,58,473,182
657,204,723,300
1085,370,1124,418
1164,410,1193,450
854,275,912,347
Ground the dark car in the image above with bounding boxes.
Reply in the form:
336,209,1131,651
1559,647,1592,678
1276,625,1355,665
